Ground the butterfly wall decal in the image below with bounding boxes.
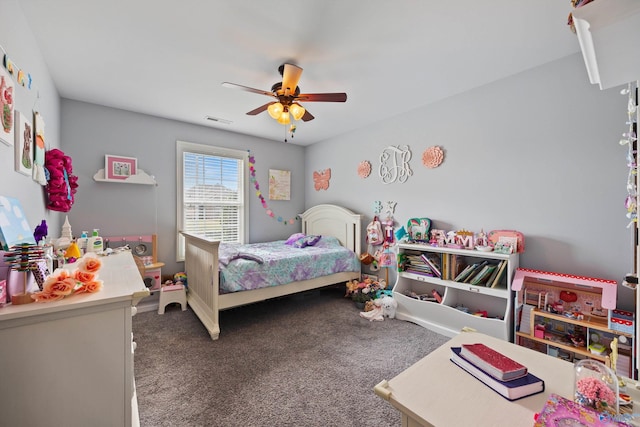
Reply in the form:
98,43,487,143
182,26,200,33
313,168,331,191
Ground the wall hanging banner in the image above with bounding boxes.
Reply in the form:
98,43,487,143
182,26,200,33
248,153,299,225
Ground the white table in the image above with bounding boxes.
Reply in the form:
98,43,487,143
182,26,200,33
375,331,640,427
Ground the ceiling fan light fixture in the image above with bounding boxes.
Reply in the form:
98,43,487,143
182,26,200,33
289,103,305,121
276,111,291,125
267,102,284,119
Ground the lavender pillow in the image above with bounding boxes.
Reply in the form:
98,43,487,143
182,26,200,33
293,235,322,248
285,233,306,245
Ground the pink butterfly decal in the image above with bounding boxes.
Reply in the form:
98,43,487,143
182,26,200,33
313,168,331,191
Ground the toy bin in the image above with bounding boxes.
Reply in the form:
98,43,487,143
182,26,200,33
608,309,635,335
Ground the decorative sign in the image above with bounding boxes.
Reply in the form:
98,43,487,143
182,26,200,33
379,145,412,184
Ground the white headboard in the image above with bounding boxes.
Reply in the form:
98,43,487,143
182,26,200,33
300,204,362,255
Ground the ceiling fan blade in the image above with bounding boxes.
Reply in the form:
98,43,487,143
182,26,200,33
296,92,347,102
222,82,275,98
281,63,303,95
301,109,315,122
246,102,275,116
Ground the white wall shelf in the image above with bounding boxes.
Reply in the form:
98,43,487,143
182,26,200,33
573,0,640,90
93,168,156,185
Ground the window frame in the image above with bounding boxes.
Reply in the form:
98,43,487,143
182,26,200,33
176,140,249,261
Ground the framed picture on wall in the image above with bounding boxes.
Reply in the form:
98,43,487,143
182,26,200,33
0,65,15,146
105,155,137,180
14,111,32,176
268,169,291,200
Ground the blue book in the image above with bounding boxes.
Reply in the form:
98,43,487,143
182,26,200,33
450,347,545,401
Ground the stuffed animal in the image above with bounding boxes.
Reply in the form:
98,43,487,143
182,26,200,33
174,272,187,287
364,300,376,312
380,296,398,319
345,279,359,297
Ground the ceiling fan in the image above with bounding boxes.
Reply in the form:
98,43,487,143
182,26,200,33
222,63,347,125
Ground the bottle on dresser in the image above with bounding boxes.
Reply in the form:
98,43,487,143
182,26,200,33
76,231,89,254
86,229,104,253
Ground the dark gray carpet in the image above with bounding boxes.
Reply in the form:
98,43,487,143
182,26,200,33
133,286,449,427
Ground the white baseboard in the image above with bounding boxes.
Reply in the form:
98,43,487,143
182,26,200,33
136,292,159,313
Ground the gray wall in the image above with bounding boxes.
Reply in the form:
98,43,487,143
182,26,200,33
61,100,305,274
307,53,635,309
0,0,62,235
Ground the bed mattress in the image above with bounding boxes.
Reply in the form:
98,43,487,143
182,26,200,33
218,236,360,293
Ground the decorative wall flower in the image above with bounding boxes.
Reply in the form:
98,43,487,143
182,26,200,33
422,146,444,169
357,160,371,178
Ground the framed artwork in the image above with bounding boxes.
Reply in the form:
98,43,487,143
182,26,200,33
0,65,15,146
268,169,291,200
105,155,137,180
14,111,32,176
32,112,46,185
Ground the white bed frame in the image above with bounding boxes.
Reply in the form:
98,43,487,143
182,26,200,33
181,204,362,340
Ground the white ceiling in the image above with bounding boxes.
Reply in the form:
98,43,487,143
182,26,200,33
18,0,581,146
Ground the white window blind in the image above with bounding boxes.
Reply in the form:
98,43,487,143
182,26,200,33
176,141,248,261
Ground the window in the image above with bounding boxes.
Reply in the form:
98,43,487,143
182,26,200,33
176,141,249,261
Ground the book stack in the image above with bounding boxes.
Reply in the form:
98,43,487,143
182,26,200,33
403,251,445,278
450,343,545,401
420,253,442,278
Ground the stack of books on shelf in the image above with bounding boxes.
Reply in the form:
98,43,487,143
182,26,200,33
453,259,508,288
450,343,545,401
403,251,442,277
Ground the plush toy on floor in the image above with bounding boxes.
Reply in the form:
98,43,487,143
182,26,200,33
380,296,398,319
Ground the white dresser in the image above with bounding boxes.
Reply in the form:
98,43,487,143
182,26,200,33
0,252,149,427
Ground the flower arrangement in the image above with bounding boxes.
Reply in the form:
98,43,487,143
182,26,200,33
31,253,103,302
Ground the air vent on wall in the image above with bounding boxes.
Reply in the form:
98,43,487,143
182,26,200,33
205,116,232,125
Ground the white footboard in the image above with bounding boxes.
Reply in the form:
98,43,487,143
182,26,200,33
181,232,221,340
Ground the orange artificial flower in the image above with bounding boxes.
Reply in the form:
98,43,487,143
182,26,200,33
74,280,103,295
77,255,102,274
31,291,66,303
73,270,95,283
43,276,77,297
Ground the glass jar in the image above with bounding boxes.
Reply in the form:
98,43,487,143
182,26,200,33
574,359,619,416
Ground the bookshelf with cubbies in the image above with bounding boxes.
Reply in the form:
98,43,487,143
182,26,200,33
393,242,519,341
